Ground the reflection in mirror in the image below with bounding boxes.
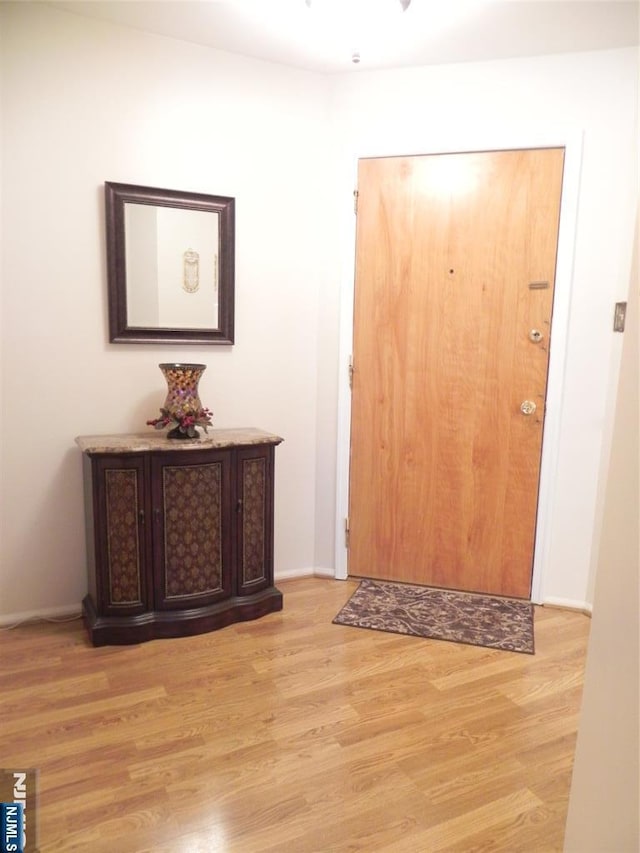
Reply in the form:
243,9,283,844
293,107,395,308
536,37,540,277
105,182,234,344
125,204,219,329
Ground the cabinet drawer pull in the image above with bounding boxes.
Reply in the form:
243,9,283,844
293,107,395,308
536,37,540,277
236,498,243,513
138,509,145,524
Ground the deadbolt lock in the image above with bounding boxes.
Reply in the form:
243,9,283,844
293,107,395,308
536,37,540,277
529,329,544,343
520,400,537,416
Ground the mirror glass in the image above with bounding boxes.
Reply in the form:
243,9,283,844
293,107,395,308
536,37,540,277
125,204,219,329
105,182,235,344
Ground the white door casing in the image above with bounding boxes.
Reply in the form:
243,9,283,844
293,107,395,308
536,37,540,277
334,129,583,604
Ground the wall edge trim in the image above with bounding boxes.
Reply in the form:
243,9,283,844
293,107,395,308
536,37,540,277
0,604,82,629
542,596,593,616
275,567,336,580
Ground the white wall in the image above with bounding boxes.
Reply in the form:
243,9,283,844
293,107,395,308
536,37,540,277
0,2,332,616
328,46,638,607
564,213,639,851
0,3,637,617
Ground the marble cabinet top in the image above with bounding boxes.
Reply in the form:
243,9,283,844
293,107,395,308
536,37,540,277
75,428,284,455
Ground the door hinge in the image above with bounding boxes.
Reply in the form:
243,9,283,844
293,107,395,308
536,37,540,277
345,517,350,548
353,189,359,214
348,355,354,389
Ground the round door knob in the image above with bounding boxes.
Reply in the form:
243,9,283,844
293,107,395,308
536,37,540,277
529,329,544,343
520,400,537,416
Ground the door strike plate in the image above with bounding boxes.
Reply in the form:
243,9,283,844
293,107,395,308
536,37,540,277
613,302,627,333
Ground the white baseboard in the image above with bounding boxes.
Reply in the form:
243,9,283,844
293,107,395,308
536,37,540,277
0,589,592,630
542,596,593,616
0,589,591,627
0,604,82,629
313,567,338,579
0,573,341,626
274,567,337,581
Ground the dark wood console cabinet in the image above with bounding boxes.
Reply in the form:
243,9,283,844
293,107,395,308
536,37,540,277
76,429,283,645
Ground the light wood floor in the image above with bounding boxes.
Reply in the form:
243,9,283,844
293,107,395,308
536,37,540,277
0,577,590,852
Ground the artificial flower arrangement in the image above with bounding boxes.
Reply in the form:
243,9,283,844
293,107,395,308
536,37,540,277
146,406,213,439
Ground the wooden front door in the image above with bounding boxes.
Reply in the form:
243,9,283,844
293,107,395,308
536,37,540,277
348,148,564,598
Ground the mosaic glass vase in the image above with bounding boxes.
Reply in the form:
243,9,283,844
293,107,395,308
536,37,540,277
159,362,209,439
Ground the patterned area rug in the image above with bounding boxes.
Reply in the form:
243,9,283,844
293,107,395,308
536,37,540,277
333,578,535,654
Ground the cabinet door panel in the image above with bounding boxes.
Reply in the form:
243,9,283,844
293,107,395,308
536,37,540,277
237,445,275,595
152,450,233,609
93,455,149,616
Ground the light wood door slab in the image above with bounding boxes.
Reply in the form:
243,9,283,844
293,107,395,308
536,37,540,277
349,148,564,597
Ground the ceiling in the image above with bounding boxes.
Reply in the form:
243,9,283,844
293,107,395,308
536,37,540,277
49,0,640,73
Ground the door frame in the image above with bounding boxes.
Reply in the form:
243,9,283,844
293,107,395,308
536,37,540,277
334,130,583,604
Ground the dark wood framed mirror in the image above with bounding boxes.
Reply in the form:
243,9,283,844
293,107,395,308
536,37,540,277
105,182,235,344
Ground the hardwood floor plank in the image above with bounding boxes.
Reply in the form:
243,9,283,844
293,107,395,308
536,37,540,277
372,788,545,852
245,786,434,853
0,577,589,851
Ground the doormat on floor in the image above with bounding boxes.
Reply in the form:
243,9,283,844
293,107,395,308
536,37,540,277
333,578,535,654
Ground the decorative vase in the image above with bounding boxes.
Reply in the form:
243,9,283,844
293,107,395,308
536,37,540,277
147,363,213,439
160,362,205,417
